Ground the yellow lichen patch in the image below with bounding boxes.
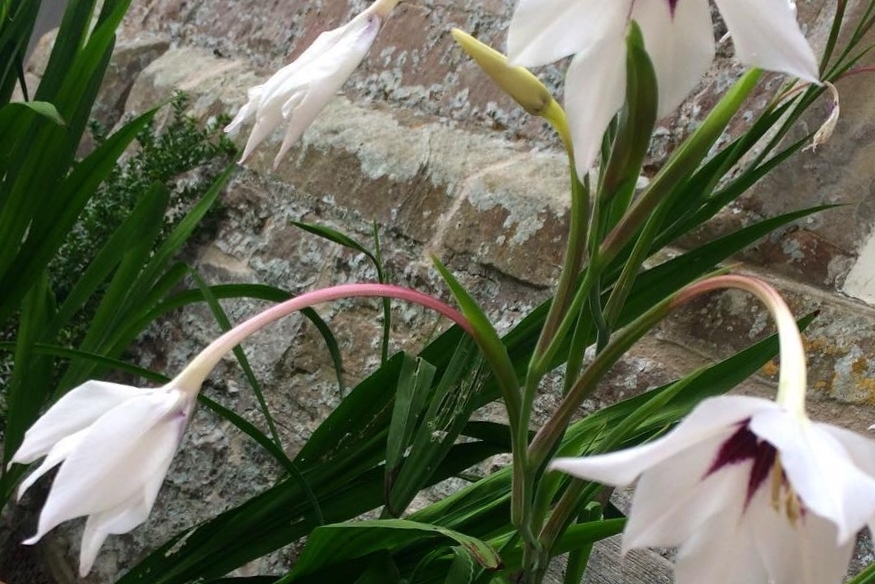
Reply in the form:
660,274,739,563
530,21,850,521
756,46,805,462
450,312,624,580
855,376,875,404
802,336,844,357
761,360,780,378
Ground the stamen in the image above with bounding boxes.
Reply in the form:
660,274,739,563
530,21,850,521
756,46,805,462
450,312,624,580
770,456,783,511
768,454,804,526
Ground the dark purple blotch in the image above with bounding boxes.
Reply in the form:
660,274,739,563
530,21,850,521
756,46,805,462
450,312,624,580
705,421,777,507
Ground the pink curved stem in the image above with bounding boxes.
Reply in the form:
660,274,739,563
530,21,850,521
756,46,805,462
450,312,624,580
175,283,471,391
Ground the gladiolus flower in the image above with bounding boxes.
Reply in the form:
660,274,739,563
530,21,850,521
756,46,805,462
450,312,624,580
225,0,400,169
8,283,471,576
550,276,875,584
10,381,197,576
507,0,821,178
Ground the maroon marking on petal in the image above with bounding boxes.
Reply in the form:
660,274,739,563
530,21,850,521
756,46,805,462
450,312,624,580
705,421,777,506
747,439,777,505
668,0,679,17
706,422,757,474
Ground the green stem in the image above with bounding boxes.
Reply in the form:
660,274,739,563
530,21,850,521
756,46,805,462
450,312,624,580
599,69,762,261
531,168,590,371
602,195,670,327
529,293,675,470
562,300,594,396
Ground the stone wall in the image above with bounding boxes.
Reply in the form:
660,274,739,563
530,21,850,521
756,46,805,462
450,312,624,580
5,1,875,582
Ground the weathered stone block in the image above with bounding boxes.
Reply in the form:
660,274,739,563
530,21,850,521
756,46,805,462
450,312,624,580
124,47,260,126
440,150,570,286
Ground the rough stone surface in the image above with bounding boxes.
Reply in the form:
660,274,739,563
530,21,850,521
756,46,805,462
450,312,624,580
112,0,875,290
736,0,875,289
5,2,875,583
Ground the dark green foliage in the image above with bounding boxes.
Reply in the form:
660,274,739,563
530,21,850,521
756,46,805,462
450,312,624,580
0,92,236,398
55,91,236,303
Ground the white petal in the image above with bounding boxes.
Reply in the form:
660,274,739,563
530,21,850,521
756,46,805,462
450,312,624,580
224,84,265,135
272,14,380,168
17,430,86,500
817,423,875,477
551,395,776,485
275,91,318,169
507,0,628,67
238,12,380,167
564,38,628,178
822,424,875,552
749,487,854,584
750,410,875,542
78,493,152,577
27,391,187,541
622,430,745,550
632,0,715,117
239,102,286,163
281,11,376,79
290,13,379,90
675,500,767,584
714,0,819,82
10,381,150,465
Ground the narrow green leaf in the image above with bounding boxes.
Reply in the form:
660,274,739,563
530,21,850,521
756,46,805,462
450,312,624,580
444,547,476,584
292,221,377,264
352,552,403,584
189,269,284,451
601,68,762,261
0,101,64,135
281,519,501,583
432,257,521,427
300,307,346,396
296,353,404,467
386,338,480,516
57,183,169,390
385,353,437,483
0,107,159,322
0,272,54,501
600,20,658,212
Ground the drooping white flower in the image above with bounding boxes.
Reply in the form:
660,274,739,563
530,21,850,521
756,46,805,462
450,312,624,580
225,0,399,169
507,0,821,178
8,283,472,576
10,380,196,576
553,396,875,584
549,276,875,584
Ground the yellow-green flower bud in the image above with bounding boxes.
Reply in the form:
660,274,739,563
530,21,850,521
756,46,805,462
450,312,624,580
451,28,553,118
451,28,571,151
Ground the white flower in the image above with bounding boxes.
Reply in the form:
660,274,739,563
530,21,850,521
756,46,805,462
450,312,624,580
552,396,875,584
506,0,821,178
7,281,472,576
550,276,875,584
10,380,196,576
224,7,384,169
